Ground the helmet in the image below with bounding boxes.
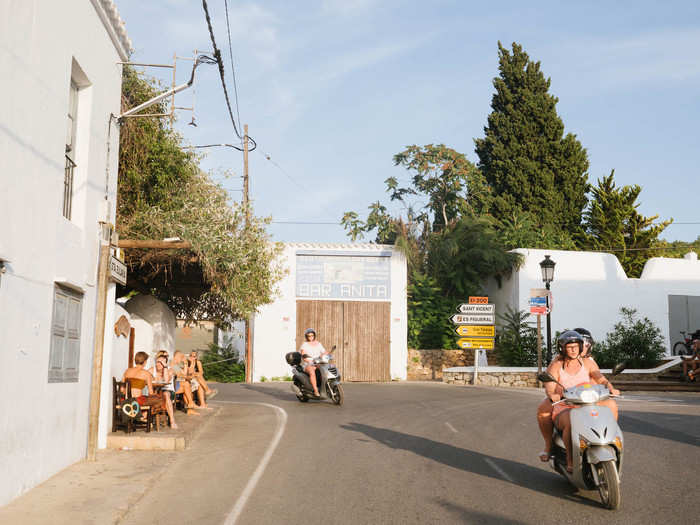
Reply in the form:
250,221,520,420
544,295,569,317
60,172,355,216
304,328,316,338
557,330,584,357
573,327,594,349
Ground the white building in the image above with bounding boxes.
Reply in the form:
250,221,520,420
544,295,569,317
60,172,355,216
485,249,700,352
252,243,408,382
0,0,130,505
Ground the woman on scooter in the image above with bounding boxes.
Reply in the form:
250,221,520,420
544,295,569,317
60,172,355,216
299,328,328,397
537,328,600,462
544,331,620,473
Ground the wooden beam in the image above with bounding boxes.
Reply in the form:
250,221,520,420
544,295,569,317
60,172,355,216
117,239,192,249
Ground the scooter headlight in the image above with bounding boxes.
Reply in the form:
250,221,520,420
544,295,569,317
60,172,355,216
580,389,599,403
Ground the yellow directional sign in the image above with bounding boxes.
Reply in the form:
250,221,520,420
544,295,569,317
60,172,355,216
455,325,495,337
457,337,495,350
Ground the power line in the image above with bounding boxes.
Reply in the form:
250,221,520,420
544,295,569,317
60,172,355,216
271,221,342,225
201,0,256,151
223,0,242,135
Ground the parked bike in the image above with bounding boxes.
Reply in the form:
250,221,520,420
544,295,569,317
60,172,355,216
285,346,344,405
673,330,696,356
538,364,625,510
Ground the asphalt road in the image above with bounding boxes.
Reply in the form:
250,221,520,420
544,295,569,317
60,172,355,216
126,382,700,525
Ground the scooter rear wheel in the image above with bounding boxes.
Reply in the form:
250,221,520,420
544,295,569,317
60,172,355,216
596,460,621,510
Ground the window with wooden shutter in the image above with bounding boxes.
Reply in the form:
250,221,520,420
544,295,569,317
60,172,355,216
48,286,83,382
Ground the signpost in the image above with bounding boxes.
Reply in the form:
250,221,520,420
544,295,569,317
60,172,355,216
530,288,552,376
450,297,496,385
455,325,495,337
457,303,495,315
109,256,127,286
457,337,495,350
450,313,495,325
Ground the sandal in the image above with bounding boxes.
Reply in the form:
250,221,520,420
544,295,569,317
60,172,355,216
539,451,552,462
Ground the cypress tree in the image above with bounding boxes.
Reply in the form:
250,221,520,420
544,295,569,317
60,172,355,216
583,170,672,277
475,42,590,237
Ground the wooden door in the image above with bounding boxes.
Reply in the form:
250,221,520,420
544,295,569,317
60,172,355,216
296,300,390,382
343,301,390,382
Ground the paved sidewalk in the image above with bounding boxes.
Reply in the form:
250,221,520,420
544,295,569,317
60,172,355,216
0,407,219,525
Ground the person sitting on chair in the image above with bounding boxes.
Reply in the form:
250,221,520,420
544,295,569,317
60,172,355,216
148,351,177,429
172,351,200,415
123,351,163,413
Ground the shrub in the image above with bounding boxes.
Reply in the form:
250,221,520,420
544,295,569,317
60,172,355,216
407,272,458,349
497,307,539,366
593,307,665,369
199,342,245,383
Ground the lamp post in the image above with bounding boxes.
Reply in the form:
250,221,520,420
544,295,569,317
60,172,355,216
539,254,556,363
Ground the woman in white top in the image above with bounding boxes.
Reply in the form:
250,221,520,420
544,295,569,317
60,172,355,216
299,328,328,397
148,351,178,429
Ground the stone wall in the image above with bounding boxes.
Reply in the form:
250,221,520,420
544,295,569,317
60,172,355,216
407,349,502,381
443,370,539,388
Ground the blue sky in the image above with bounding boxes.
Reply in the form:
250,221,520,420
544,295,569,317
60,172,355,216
116,0,700,243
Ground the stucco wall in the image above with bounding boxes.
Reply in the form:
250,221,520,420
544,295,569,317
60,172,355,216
252,244,408,382
124,295,176,357
0,1,125,505
485,249,700,353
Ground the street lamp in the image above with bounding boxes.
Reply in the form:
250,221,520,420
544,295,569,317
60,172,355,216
539,255,556,363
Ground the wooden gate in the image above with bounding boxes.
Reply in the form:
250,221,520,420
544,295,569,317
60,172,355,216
296,300,390,382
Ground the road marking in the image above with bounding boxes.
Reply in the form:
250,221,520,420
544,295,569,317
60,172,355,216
445,422,458,433
218,402,288,525
484,458,514,483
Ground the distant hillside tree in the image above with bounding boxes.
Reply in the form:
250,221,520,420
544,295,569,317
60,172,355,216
475,42,589,238
582,170,672,277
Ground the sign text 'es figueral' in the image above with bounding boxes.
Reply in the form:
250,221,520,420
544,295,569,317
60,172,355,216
296,254,391,300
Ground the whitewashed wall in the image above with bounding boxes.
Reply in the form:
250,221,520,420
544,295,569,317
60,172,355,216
0,1,126,505
124,294,176,357
485,249,700,351
252,244,408,381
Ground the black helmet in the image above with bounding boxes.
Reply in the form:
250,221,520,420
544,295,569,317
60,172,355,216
557,330,584,357
304,328,316,338
573,327,594,347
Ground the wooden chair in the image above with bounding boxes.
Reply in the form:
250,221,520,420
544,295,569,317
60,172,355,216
112,377,167,433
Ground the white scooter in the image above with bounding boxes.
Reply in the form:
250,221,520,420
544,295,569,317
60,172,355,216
538,366,625,510
285,346,344,405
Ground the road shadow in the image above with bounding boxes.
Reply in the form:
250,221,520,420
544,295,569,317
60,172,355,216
435,499,529,525
341,422,604,508
241,383,295,402
620,411,699,447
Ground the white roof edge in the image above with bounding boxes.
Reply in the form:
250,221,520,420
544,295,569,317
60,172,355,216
284,242,395,250
90,0,133,61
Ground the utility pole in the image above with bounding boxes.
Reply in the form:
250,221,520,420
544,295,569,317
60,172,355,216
87,226,112,461
243,124,252,383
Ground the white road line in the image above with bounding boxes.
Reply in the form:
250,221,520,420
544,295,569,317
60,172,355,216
445,422,458,433
217,401,288,525
484,458,514,483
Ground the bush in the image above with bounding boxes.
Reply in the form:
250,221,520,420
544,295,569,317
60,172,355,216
407,272,458,349
199,343,245,383
593,307,665,369
497,307,539,366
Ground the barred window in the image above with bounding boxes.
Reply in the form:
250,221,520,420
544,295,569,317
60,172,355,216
63,81,79,220
48,285,83,383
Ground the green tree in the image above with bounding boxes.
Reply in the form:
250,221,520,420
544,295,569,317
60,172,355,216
593,307,665,368
496,306,539,366
582,171,672,277
474,42,589,237
118,67,284,321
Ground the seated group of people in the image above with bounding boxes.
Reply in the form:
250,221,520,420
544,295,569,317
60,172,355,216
122,349,218,430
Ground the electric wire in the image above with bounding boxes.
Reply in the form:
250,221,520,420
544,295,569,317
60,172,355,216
201,0,256,151
223,0,243,134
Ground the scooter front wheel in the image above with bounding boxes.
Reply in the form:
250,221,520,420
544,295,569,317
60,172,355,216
596,460,621,510
327,382,344,406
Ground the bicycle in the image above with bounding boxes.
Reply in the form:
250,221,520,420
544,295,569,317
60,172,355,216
672,330,695,356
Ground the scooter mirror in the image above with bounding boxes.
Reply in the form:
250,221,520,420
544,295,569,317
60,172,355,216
611,362,627,376
537,372,557,383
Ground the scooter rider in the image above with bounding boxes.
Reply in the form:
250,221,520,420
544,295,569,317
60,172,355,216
300,328,328,397
546,331,620,473
536,327,616,462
